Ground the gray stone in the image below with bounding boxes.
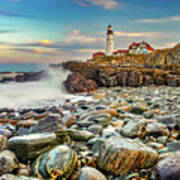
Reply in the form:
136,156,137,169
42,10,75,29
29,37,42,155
8,133,58,162
147,123,170,136
153,151,180,180
0,150,19,175
76,166,107,180
68,129,95,141
88,124,103,135
121,120,147,138
30,114,65,133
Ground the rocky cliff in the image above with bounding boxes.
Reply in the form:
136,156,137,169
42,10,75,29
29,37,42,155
63,45,180,91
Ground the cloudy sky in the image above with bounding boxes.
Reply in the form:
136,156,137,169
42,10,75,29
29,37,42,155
0,0,180,63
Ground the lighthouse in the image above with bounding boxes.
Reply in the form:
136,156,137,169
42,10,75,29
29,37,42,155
106,25,114,56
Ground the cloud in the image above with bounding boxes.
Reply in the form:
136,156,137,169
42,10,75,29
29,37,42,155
75,0,119,10
134,15,180,23
114,31,162,38
11,48,61,56
0,29,17,34
0,10,30,19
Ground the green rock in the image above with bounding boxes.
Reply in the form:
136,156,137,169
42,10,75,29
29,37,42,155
8,133,58,162
33,145,77,179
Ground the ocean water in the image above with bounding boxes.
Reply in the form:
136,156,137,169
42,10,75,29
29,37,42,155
0,64,91,109
0,63,46,72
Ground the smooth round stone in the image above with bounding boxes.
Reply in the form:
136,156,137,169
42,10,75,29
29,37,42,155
68,129,95,141
76,166,107,180
157,136,168,145
0,135,7,151
8,133,58,162
0,174,21,180
154,151,180,180
0,150,19,175
33,145,77,179
0,129,12,138
121,120,147,138
147,123,170,137
88,124,103,135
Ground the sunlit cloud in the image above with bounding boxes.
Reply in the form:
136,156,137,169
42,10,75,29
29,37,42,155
134,15,180,23
75,0,120,10
114,31,162,38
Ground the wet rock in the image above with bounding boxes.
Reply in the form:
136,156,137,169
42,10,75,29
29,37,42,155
0,174,21,180
153,151,180,180
0,129,12,138
97,136,158,176
64,72,98,93
68,129,95,141
8,133,58,162
0,135,7,151
88,124,103,135
85,113,112,127
121,120,147,138
130,105,147,114
167,142,180,152
147,123,170,137
32,145,77,179
76,166,107,180
63,115,77,128
143,110,154,118
93,90,106,99
29,114,65,133
0,150,19,175
18,120,37,128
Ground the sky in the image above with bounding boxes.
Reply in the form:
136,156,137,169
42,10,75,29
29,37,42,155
0,0,180,63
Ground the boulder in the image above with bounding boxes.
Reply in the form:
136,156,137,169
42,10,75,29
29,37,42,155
32,145,77,179
97,136,158,176
8,133,58,162
64,72,98,93
76,166,107,180
153,151,180,180
0,150,19,175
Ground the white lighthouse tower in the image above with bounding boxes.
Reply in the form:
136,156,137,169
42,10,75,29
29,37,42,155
106,24,114,56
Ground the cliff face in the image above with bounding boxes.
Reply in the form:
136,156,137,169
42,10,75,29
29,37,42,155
63,44,180,90
146,44,180,65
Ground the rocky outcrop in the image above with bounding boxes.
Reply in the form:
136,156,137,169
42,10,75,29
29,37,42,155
64,72,98,93
0,71,47,83
63,61,180,88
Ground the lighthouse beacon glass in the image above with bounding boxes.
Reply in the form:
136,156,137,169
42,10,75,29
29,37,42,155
106,25,114,56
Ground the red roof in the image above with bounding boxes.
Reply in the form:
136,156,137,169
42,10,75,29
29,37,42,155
93,52,105,57
129,41,154,51
113,50,129,54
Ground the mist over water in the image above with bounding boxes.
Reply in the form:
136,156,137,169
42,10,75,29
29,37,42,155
0,67,76,109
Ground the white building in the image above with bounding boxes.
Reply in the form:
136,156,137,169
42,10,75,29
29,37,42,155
129,41,154,54
106,25,114,56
